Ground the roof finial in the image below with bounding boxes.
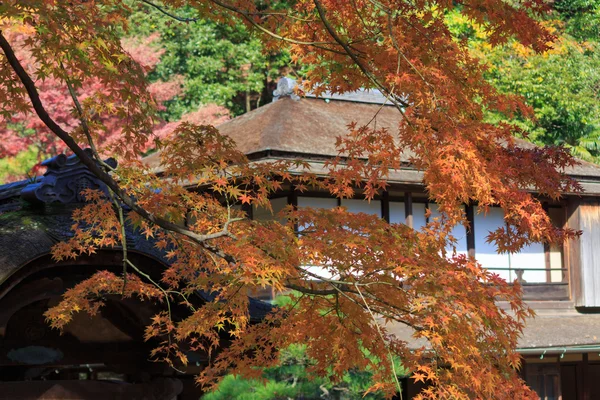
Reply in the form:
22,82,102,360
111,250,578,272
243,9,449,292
20,149,117,205
273,77,299,102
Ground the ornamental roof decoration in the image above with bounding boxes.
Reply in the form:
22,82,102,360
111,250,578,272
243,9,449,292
272,77,300,102
20,149,116,205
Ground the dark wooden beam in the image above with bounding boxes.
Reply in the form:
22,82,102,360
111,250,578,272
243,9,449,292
0,377,184,399
381,191,390,223
404,192,413,228
466,205,475,259
0,278,63,336
288,184,298,208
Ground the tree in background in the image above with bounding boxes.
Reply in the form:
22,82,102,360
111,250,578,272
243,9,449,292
0,18,230,183
0,0,583,398
0,1,290,182
201,345,393,400
126,1,291,117
447,0,600,162
202,294,402,400
4,1,599,181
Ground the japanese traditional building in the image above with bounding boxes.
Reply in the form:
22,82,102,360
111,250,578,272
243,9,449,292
2,78,600,398
0,153,271,399
154,79,600,399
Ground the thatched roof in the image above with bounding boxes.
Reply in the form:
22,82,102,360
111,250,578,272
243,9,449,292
143,93,600,194
387,307,600,352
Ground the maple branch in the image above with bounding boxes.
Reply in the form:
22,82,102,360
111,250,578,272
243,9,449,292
125,258,173,319
125,257,190,374
296,266,400,289
113,189,129,294
327,280,420,331
62,61,132,291
285,284,338,296
0,31,238,251
140,0,200,23
208,0,346,55
61,63,115,170
312,0,410,110
354,283,403,399
385,12,430,89
143,0,314,24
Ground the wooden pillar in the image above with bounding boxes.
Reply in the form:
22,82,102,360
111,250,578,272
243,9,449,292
404,192,413,228
381,191,390,223
288,184,298,208
466,204,476,259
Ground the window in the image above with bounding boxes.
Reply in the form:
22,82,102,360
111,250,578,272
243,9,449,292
525,364,561,400
412,203,427,230
297,196,338,280
547,207,566,283
429,203,468,257
474,207,512,281
389,201,405,224
254,194,566,289
249,197,289,300
473,206,560,284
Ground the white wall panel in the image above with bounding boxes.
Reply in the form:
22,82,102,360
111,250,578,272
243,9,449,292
341,199,381,217
297,197,338,210
297,197,339,280
578,202,600,307
474,206,511,281
413,203,427,230
389,201,405,224
512,243,546,283
474,206,546,282
430,204,468,257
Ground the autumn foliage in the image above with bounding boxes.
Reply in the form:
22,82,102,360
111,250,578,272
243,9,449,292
0,28,229,178
0,0,584,399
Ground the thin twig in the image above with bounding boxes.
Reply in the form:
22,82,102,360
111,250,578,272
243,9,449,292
354,283,403,400
312,0,416,133
115,193,129,294
141,0,199,22
126,258,172,319
61,62,116,172
209,0,346,55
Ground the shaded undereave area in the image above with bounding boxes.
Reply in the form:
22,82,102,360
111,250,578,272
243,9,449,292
0,152,270,400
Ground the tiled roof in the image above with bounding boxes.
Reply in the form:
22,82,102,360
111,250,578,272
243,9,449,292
386,310,600,351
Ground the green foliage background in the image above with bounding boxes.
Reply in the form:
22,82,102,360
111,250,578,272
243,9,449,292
201,295,407,400
126,2,290,118
0,146,39,183
201,345,389,400
447,0,600,162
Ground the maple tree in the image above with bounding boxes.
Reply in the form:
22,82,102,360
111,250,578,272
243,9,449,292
0,1,585,399
0,29,229,182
